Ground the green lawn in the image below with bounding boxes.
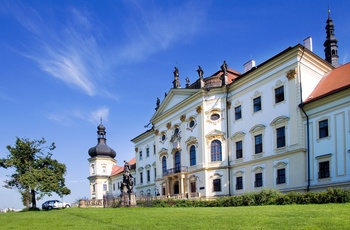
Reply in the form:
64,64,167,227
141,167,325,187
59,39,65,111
1,204,350,229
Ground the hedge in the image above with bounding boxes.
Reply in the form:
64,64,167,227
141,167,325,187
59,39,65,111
135,188,350,208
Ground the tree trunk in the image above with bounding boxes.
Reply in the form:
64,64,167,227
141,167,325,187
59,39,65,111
25,192,30,209
31,189,36,208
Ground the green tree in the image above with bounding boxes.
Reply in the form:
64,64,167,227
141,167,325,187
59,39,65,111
0,137,71,209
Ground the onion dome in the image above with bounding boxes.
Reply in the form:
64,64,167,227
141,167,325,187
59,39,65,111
88,123,116,158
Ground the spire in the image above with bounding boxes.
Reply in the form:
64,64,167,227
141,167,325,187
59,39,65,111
88,123,116,158
324,8,339,67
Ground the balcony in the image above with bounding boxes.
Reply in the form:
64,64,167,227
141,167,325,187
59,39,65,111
162,166,188,177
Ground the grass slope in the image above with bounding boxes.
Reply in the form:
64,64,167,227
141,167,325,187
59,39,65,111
1,204,350,229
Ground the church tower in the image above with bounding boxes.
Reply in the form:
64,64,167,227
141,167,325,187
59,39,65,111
87,123,116,199
324,9,339,67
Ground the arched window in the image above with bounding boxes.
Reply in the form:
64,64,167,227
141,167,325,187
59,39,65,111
162,156,167,174
190,145,196,166
211,140,222,162
175,151,181,173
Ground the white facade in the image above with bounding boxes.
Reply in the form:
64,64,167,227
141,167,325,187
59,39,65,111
131,45,350,198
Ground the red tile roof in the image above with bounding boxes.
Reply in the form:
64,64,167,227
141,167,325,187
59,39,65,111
110,157,136,177
304,62,350,103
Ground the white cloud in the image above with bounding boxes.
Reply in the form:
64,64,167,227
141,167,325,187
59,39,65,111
3,2,112,97
47,107,110,126
117,0,206,62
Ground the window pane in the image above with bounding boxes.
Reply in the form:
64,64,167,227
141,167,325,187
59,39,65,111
236,176,243,190
213,179,221,192
211,140,222,161
255,173,263,187
235,106,242,120
255,135,263,154
319,161,330,178
277,127,286,148
190,145,196,166
319,120,329,138
253,97,261,112
275,86,284,103
276,168,286,184
236,141,243,159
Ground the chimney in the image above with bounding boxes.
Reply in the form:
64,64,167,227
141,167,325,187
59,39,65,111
243,60,256,73
304,36,313,51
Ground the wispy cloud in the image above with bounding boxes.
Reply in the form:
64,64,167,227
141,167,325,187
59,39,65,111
47,107,110,126
117,0,207,62
2,2,111,97
2,1,207,96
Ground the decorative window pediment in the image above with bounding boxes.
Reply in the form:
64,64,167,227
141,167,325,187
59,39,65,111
145,164,151,170
233,169,245,176
270,116,289,126
206,129,225,143
249,124,266,133
273,161,288,169
171,147,181,154
252,166,264,173
158,148,168,157
210,173,223,179
231,131,245,140
186,136,198,149
138,167,144,172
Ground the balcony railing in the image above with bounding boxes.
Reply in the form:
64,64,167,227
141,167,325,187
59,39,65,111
162,166,188,177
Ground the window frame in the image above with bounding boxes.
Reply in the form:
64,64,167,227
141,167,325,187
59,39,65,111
211,140,222,162
190,145,196,166
213,178,221,192
235,105,242,120
253,96,262,113
318,119,329,139
236,140,243,159
254,172,263,187
276,126,286,148
236,176,243,190
274,86,285,104
254,134,263,154
318,161,330,179
276,168,286,184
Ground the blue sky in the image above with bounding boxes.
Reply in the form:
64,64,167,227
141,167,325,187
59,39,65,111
0,0,349,209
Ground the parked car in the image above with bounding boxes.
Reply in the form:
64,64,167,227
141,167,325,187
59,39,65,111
42,200,71,210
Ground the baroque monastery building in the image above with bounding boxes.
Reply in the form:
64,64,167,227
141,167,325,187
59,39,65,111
87,12,350,200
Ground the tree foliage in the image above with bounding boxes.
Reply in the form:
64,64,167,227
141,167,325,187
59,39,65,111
0,137,71,208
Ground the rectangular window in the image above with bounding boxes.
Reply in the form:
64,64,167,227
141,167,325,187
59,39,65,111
319,161,330,178
140,172,143,184
103,184,107,191
276,127,286,148
146,148,150,157
153,145,156,155
253,96,261,112
113,183,115,191
154,168,157,180
255,173,263,187
276,168,286,184
147,170,150,182
213,178,221,192
92,184,96,193
275,86,284,103
235,105,242,120
236,141,243,159
319,120,329,138
190,182,196,193
236,176,243,190
255,134,263,154
139,151,143,160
